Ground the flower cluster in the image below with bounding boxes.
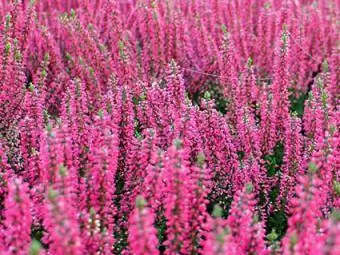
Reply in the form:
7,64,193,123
0,0,338,254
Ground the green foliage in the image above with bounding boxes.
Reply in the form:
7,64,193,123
215,97,229,115
59,164,67,177
191,83,229,115
135,196,147,209
334,181,340,196
247,57,253,67
196,152,206,169
262,142,287,239
5,14,11,29
203,91,211,100
30,239,42,255
30,225,46,250
267,229,278,242
133,118,143,140
289,90,308,118
266,209,287,240
331,209,340,222
118,40,127,61
308,162,318,173
114,227,128,255
47,188,58,201
237,151,245,162
155,211,167,253
264,142,284,177
269,186,280,204
212,204,223,218
245,183,253,194
267,229,281,253
207,197,233,219
5,42,11,54
322,59,329,73
174,138,183,149
221,24,228,35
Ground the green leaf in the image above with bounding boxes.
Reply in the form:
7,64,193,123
30,239,42,255
5,42,11,53
212,204,223,218
196,152,206,168
267,229,278,242
308,162,318,173
47,188,58,201
135,196,147,209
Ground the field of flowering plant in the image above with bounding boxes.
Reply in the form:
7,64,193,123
0,0,339,254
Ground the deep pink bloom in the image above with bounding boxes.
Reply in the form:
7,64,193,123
128,196,159,255
1,178,32,255
282,170,329,255
203,207,238,255
42,187,84,255
227,185,269,255
0,1,337,254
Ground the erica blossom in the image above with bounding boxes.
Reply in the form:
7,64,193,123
128,196,159,255
0,1,337,254
203,205,238,255
43,187,84,255
162,139,191,254
1,178,32,255
279,114,303,212
227,184,269,255
282,166,328,255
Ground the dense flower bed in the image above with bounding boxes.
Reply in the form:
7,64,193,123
0,0,339,254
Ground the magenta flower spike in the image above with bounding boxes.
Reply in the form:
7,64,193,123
1,178,32,255
128,196,159,255
0,1,337,253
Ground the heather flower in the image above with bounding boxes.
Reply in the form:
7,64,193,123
0,1,337,254
198,106,239,197
322,211,340,254
122,128,157,216
162,139,191,254
19,84,44,187
203,205,238,255
279,114,303,212
0,142,13,182
271,28,291,144
1,178,32,255
128,196,159,255
43,187,84,255
227,184,269,254
282,166,328,255
84,113,118,252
